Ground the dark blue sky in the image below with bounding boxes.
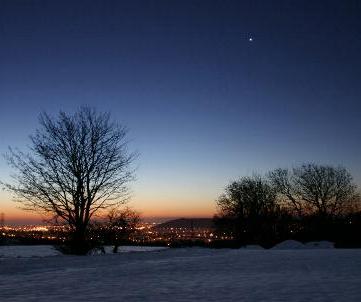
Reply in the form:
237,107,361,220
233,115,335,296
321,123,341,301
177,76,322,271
1,0,361,221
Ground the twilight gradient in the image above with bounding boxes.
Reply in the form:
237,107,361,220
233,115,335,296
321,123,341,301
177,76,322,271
0,1,360,224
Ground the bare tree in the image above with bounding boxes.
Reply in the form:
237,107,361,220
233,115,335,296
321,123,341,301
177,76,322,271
105,207,140,253
268,168,303,216
4,107,136,254
269,164,358,217
294,164,358,216
216,175,278,243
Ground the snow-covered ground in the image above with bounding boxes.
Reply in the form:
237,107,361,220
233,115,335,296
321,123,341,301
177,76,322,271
0,245,168,258
1,247,361,301
272,240,335,250
0,245,61,258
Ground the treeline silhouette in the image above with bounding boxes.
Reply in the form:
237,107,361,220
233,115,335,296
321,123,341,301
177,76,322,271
214,163,361,248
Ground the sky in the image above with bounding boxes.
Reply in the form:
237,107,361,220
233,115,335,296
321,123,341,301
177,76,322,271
0,0,361,224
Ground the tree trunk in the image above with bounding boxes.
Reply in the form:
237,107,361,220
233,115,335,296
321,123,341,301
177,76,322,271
69,222,89,255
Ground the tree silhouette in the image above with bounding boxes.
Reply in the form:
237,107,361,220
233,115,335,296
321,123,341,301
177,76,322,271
215,175,278,245
269,163,358,217
105,207,140,253
5,107,136,254
268,168,303,216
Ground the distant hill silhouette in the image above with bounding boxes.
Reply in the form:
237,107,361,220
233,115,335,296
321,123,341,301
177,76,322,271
153,218,214,230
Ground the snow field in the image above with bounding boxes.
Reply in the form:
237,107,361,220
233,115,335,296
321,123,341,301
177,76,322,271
0,245,168,258
1,247,360,301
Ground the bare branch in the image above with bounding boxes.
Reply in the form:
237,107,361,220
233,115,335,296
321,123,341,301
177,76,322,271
3,106,137,247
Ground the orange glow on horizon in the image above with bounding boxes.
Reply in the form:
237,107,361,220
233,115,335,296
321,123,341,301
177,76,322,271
1,191,217,224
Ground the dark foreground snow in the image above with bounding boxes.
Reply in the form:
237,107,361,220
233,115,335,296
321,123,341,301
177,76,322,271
1,248,361,301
